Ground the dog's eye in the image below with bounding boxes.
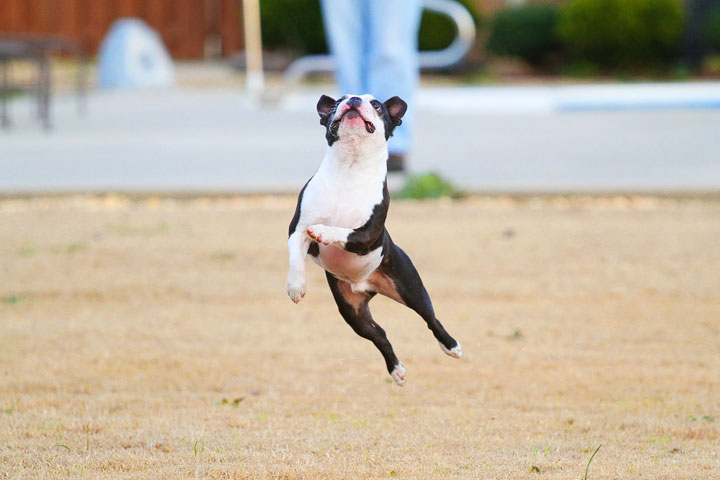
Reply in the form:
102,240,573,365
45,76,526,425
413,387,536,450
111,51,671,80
371,101,382,112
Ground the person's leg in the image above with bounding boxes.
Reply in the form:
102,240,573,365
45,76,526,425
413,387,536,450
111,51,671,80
366,0,422,157
319,0,367,95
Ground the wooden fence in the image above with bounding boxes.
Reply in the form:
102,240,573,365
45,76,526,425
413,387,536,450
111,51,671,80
0,0,244,58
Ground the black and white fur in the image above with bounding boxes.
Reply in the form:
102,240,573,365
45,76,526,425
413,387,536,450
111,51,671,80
287,94,461,386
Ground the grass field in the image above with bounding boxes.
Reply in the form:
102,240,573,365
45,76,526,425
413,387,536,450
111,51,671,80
1,194,719,479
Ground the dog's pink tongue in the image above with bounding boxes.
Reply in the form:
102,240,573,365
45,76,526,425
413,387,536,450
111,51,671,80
365,121,376,133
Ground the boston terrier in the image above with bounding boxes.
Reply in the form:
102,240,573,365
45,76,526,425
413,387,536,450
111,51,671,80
286,94,462,386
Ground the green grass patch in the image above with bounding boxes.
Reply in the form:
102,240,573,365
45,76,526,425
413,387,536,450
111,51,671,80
17,245,37,258
66,243,87,254
2,295,29,305
210,251,236,262
106,222,170,236
396,172,464,200
194,433,206,456
49,243,88,255
585,444,601,480
1,402,17,414
216,397,244,407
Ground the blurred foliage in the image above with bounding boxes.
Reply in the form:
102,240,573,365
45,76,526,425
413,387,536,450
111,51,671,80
703,4,720,52
418,0,480,51
703,54,720,75
259,0,479,56
562,60,601,77
486,4,562,66
397,173,464,200
557,0,685,69
260,0,327,54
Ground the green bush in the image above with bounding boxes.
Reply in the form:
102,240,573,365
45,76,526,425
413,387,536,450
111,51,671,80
556,0,685,68
419,0,480,51
260,0,327,54
703,4,720,52
486,4,561,66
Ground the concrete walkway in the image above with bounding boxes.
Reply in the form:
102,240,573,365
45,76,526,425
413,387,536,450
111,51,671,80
1,84,719,193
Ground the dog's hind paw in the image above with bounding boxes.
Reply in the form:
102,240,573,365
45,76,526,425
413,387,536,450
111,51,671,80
390,363,407,387
439,341,462,359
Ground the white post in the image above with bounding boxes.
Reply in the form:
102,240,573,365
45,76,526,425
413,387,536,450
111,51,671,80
243,0,265,98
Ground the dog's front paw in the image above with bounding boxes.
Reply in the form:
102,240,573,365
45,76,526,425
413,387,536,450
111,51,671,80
286,274,306,304
306,225,346,248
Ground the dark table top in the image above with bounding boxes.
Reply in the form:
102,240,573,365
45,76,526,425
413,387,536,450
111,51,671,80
0,35,82,60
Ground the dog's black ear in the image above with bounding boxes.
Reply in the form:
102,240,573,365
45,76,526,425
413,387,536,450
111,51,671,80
317,95,336,126
383,96,407,127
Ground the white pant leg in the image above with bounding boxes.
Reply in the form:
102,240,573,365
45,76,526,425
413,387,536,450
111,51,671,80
319,0,368,95
366,0,422,155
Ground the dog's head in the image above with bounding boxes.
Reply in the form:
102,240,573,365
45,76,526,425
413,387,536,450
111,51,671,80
317,94,407,147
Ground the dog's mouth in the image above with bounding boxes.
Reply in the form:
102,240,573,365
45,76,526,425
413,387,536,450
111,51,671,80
330,108,376,135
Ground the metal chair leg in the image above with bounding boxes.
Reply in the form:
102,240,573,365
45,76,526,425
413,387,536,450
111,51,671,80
37,56,52,130
76,52,88,115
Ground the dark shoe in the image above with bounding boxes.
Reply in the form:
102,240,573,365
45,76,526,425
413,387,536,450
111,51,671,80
387,154,406,172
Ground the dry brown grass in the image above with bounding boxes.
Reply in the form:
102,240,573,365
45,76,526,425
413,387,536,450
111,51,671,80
1,194,719,479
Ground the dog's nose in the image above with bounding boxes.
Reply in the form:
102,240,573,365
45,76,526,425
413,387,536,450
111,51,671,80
347,97,362,109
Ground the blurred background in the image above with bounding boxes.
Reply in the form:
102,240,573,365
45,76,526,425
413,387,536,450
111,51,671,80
2,4,720,477
1,0,719,193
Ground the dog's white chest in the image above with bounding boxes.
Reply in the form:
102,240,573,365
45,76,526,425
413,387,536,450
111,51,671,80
321,185,376,228
303,157,384,225
302,165,385,284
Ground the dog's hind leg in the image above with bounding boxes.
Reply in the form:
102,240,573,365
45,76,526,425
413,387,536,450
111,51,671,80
374,244,462,359
325,271,406,386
